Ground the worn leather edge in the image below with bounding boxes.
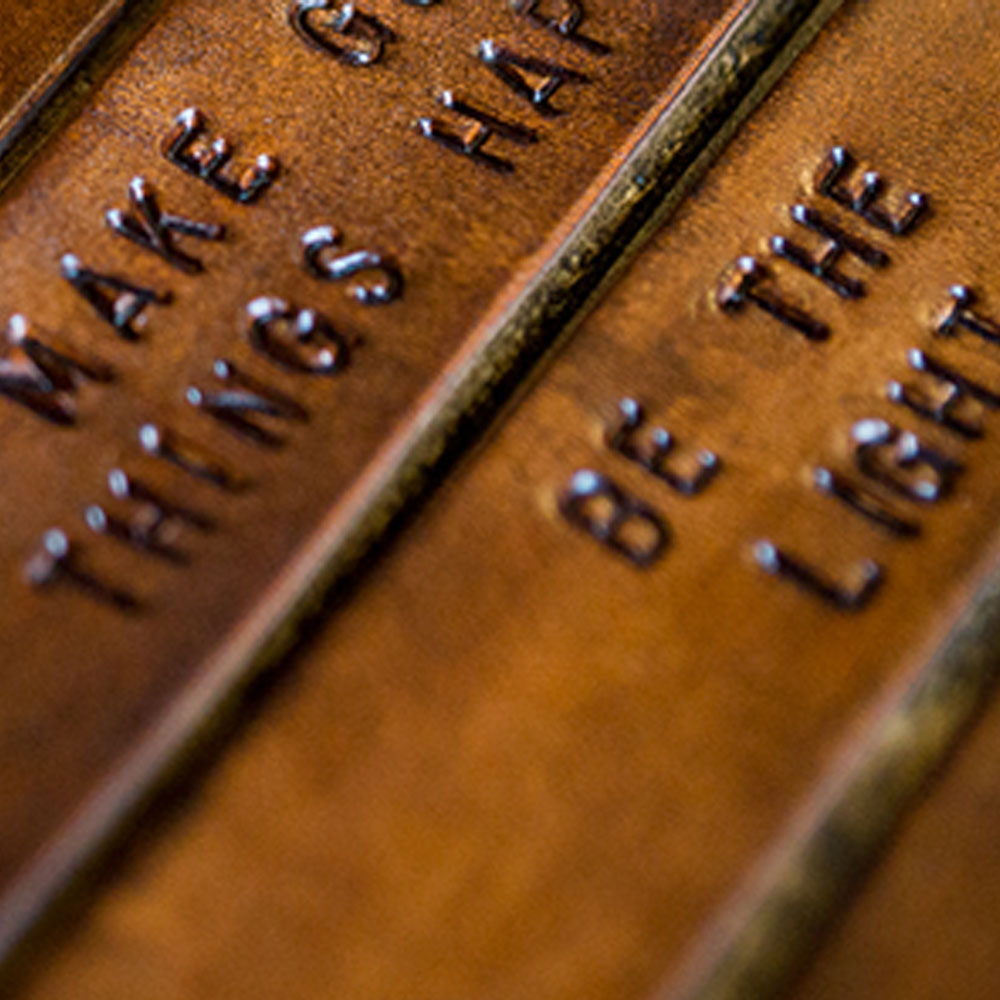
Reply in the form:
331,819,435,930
0,0,844,982
0,0,166,197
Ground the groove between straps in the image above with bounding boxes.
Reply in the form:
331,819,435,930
0,0,844,978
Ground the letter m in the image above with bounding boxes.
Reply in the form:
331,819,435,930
0,315,113,425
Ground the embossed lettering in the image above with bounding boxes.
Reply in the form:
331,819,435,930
139,423,240,490
815,146,928,236
770,204,888,299
186,360,307,448
478,40,588,116
936,285,1000,345
84,469,213,562
25,529,138,609
887,348,1000,439
163,107,279,204
513,0,610,54
289,1,394,66
302,225,402,304
247,296,350,375
417,90,537,173
0,315,113,425
753,539,881,611
813,466,920,537
106,177,225,274
61,254,170,340
717,256,829,341
559,469,668,567
606,397,720,495
852,417,960,502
